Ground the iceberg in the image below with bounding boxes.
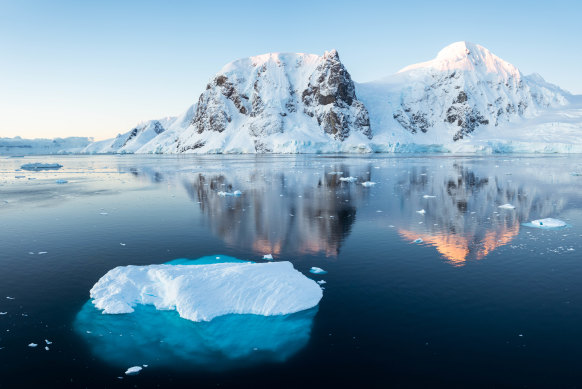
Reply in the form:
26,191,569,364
309,267,327,275
523,218,568,229
90,260,322,321
75,256,320,370
125,366,142,375
20,163,63,171
263,254,273,260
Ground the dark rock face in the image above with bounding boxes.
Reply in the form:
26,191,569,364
302,50,372,141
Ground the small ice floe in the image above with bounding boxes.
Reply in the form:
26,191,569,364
523,218,568,229
263,254,273,260
361,181,376,187
413,238,423,244
38,251,48,255
20,163,63,171
99,212,108,216
45,346,49,351
317,280,327,285
498,204,516,210
339,176,357,182
6,297,15,300
416,209,426,215
0,312,7,315
328,171,343,175
28,343,38,348
423,195,436,199
55,179,68,184
120,243,126,246
217,190,242,197
309,267,327,275
125,366,142,375
45,339,52,345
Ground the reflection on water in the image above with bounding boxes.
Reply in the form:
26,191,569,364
122,157,579,266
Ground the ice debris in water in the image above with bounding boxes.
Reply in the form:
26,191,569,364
263,254,273,260
90,261,322,322
6,297,15,300
416,209,426,215
0,312,7,315
125,366,142,375
570,172,582,176
414,238,423,244
423,195,436,199
498,204,516,210
339,176,357,182
28,343,37,348
20,163,63,171
328,172,343,175
523,218,568,229
309,267,327,275
45,339,52,345
217,190,242,197
361,181,376,187
317,280,327,285
55,179,68,184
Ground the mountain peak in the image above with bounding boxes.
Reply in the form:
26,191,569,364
398,41,520,79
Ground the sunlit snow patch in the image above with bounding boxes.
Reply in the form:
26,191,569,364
522,218,568,229
75,256,320,369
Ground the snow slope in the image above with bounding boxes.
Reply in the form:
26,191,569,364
90,261,323,322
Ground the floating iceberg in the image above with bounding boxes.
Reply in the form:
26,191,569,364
263,254,273,260
309,267,327,275
75,255,319,370
523,218,568,229
20,163,63,171
90,260,322,321
498,204,516,209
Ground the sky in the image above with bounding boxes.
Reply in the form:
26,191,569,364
1,0,581,140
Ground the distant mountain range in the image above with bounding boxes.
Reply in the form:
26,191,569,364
4,42,582,155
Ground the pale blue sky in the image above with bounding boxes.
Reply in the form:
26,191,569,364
1,0,580,140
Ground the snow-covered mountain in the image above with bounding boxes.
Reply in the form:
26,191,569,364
51,42,582,154
357,41,573,150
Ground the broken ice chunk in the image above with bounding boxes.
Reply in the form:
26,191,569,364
316,280,327,285
28,343,38,348
413,238,423,244
423,195,436,199
263,254,273,260
125,366,142,375
361,181,376,187
339,176,357,182
309,267,327,275
523,218,568,229
55,179,68,184
498,204,515,210
416,209,426,215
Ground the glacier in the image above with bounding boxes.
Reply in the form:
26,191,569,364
75,255,320,369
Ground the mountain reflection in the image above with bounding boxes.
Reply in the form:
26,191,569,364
391,162,572,266
181,166,370,257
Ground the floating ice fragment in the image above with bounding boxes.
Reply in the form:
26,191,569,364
0,312,7,315
423,195,436,199
28,343,37,348
498,204,516,210
38,251,47,255
413,238,423,244
263,254,273,260
100,212,108,215
523,218,568,229
316,280,326,285
120,243,126,246
45,346,49,351
218,190,242,197
20,163,62,171
55,179,68,184
309,267,327,275
416,209,426,215
6,297,15,300
339,176,357,182
328,172,343,175
361,181,376,187
45,339,52,345
125,366,142,375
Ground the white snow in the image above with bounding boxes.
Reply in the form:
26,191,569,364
125,366,142,375
524,218,568,229
309,267,327,275
90,261,322,322
498,204,516,209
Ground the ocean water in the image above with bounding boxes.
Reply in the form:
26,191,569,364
1,154,582,388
